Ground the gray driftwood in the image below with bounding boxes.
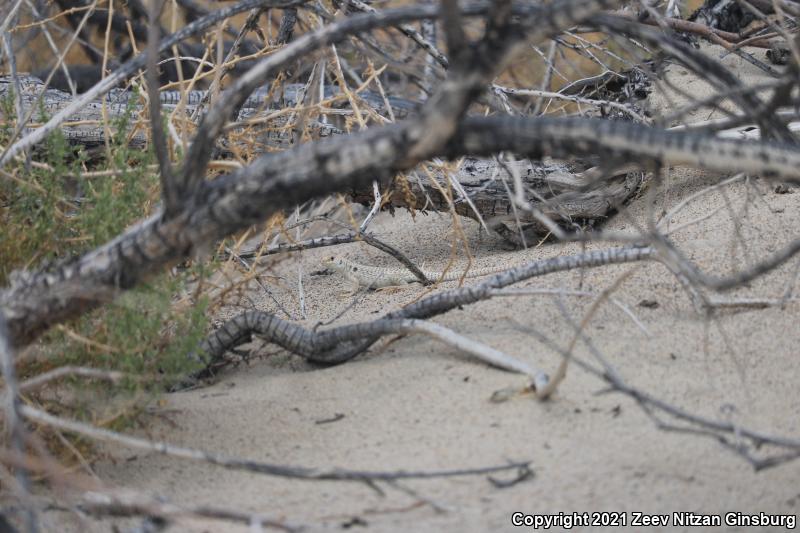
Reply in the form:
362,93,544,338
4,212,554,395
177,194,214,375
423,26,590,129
0,75,411,148
349,157,641,245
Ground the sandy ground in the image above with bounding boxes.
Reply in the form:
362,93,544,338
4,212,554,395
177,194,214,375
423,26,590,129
51,47,800,531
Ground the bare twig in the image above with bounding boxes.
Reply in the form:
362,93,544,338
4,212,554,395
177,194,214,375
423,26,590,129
0,315,38,532
146,0,179,214
19,404,530,483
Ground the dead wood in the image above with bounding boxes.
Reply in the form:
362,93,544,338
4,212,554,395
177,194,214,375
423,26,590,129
5,109,800,348
349,158,642,245
1,74,641,244
0,74,394,148
4,3,800,526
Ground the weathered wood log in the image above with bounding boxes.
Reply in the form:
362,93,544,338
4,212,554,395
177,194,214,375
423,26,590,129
349,158,641,245
0,75,413,148
1,75,640,245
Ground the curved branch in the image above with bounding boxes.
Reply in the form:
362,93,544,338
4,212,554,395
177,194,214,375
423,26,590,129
447,116,800,181
193,246,654,370
4,111,800,347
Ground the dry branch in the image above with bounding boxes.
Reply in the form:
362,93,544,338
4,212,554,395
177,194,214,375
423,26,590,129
1,0,800,522
194,247,654,371
19,403,531,484
5,107,800,348
1,0,628,348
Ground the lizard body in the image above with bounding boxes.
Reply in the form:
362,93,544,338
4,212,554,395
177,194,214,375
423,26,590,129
322,255,515,289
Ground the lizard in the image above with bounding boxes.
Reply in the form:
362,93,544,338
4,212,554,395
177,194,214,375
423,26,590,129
321,255,519,290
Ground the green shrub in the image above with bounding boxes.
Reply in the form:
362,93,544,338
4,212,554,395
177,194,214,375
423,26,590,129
1,87,208,438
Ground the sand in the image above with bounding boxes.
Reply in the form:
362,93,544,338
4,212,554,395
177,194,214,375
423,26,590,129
52,46,800,532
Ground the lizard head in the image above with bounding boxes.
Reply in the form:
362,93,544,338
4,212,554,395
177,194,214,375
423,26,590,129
321,255,346,272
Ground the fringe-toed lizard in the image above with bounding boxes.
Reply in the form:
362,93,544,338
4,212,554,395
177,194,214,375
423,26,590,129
322,255,515,290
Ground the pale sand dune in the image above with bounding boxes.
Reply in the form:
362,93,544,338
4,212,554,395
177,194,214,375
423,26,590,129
64,47,800,532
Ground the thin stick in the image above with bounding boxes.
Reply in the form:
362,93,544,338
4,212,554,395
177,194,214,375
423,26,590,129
359,181,382,232
0,316,38,532
146,0,179,213
19,367,127,393
19,404,529,482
